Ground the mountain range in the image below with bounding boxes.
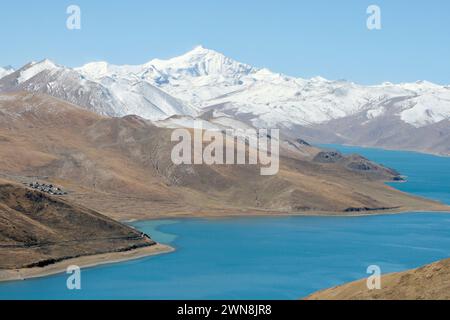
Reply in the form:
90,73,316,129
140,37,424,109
1,46,448,155
1,47,449,291
1,64,449,274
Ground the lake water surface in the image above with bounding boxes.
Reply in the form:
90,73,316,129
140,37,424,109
0,145,449,299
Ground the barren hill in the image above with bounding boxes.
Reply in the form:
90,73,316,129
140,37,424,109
306,258,450,300
0,179,155,269
0,91,446,221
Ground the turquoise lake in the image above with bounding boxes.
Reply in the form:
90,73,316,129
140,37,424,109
0,145,449,299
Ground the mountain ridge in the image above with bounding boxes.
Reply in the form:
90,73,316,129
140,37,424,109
64,47,450,133
1,47,449,155
0,58,199,120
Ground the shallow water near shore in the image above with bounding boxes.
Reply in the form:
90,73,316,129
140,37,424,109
0,145,449,299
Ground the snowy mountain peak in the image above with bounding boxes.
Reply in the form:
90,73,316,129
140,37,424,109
310,76,330,83
149,45,222,65
76,61,110,79
28,59,59,69
189,45,215,54
180,45,228,61
17,59,60,84
147,46,255,78
2,48,448,133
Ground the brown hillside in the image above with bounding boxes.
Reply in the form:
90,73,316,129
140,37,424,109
0,179,154,269
0,91,447,221
306,258,450,300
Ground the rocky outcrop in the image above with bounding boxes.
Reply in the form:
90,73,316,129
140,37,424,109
313,150,403,181
344,206,397,213
313,151,343,163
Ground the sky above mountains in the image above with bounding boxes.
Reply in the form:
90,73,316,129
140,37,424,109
1,0,449,85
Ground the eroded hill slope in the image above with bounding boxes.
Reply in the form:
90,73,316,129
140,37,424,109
0,180,155,269
0,92,446,220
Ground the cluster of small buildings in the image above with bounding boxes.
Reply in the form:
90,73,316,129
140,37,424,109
27,182,67,196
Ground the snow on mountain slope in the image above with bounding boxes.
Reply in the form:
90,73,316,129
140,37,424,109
148,45,255,79
0,66,14,79
398,90,450,127
17,59,58,84
144,49,449,129
76,46,450,130
90,76,198,119
76,46,255,106
1,47,448,140
0,60,198,120
206,79,450,129
0,60,121,116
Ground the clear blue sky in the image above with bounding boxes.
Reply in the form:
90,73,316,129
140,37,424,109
1,0,449,85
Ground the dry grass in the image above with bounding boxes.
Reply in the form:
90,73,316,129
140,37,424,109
306,258,450,300
0,91,447,221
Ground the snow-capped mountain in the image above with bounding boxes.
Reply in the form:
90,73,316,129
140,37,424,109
1,46,448,154
0,59,198,120
78,45,449,155
150,49,449,130
76,45,450,130
76,46,256,106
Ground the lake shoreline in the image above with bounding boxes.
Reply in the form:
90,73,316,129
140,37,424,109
318,143,450,158
121,175,450,223
0,243,174,283
3,208,449,284
0,212,448,299
122,207,450,223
